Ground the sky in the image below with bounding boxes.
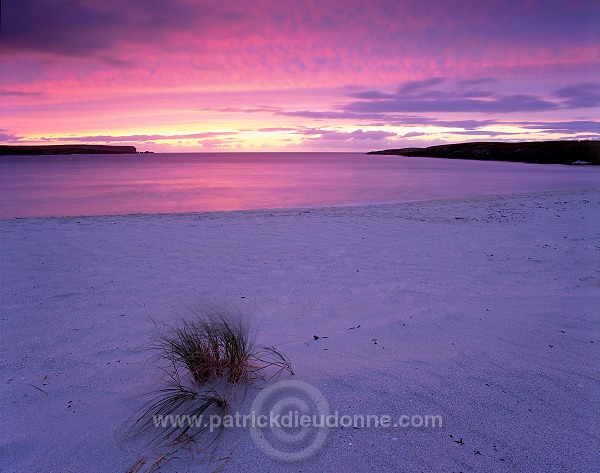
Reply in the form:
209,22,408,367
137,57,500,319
1,0,599,152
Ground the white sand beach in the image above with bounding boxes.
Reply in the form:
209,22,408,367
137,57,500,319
1,189,599,472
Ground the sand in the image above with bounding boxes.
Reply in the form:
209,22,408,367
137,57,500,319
1,189,599,472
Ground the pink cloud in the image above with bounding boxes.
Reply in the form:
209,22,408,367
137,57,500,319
4,0,598,92
1,0,599,149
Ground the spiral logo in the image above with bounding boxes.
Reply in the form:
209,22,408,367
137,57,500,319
249,380,330,462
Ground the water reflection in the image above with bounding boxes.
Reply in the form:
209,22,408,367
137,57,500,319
1,152,599,218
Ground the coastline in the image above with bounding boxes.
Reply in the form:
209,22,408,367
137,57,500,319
0,145,138,155
368,140,600,165
1,189,599,472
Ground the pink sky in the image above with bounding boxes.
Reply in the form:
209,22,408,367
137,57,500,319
1,0,599,152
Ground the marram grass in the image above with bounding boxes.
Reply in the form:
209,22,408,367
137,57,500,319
127,311,293,445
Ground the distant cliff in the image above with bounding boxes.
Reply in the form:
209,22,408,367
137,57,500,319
0,144,138,155
367,140,599,165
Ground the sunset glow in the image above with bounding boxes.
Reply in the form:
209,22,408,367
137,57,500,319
1,0,599,151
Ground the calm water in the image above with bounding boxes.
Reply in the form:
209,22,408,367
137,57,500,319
1,152,599,218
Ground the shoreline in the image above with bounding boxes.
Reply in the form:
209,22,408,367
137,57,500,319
1,189,598,472
3,187,600,222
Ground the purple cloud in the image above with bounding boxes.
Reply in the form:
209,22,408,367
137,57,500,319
276,109,379,121
0,89,44,97
457,78,497,86
342,78,600,114
41,131,238,143
449,130,520,136
1,0,252,59
344,78,559,114
554,83,600,108
345,95,558,114
288,128,397,141
347,90,396,100
433,119,497,129
520,120,600,134
397,77,447,95
0,129,22,142
319,129,397,141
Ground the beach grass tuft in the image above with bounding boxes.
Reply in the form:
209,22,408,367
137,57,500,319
127,311,292,445
160,313,292,385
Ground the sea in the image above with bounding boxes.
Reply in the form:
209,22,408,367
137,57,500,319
1,152,599,218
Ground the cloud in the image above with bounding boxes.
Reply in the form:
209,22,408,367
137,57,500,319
3,0,599,151
347,90,396,100
256,103,501,130
0,89,44,97
257,127,298,132
0,129,22,142
341,78,600,115
448,130,520,136
520,120,600,134
457,78,497,86
309,129,397,141
41,131,238,143
273,109,489,128
192,83,600,142
263,127,397,141
343,79,559,114
207,106,282,114
3,0,598,83
397,77,447,95
433,119,497,129
553,83,600,108
1,0,253,59
347,95,559,113
2,0,128,57
276,110,374,120
197,138,239,149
